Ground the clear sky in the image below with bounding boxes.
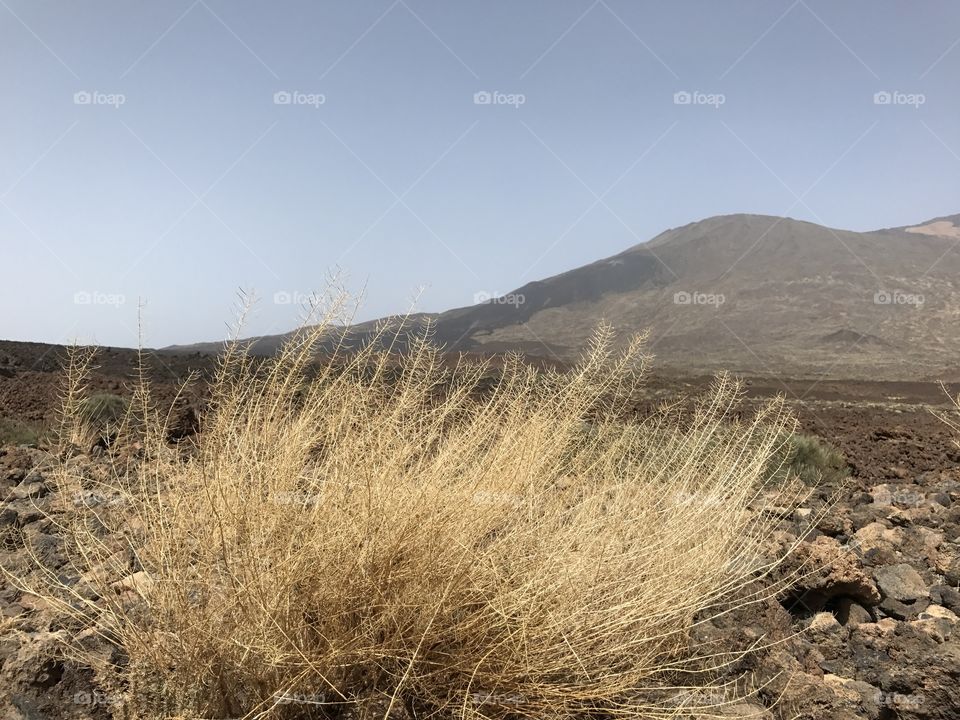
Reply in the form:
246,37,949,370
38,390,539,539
2,1,958,347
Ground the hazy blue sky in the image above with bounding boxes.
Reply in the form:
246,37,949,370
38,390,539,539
2,1,958,347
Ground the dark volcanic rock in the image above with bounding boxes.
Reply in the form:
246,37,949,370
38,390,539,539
780,536,881,615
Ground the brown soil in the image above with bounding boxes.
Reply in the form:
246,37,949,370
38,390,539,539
1,340,959,719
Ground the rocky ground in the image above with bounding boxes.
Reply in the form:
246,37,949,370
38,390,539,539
1,340,959,719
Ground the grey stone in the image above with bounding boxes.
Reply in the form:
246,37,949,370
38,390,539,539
878,596,929,620
874,563,929,602
931,585,960,614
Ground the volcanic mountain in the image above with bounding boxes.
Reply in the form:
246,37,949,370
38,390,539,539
167,213,960,380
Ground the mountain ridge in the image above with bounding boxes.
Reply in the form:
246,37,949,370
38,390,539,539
163,211,960,381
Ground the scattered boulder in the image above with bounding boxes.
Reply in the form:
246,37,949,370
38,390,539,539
809,611,841,634
111,571,153,596
939,553,960,585
930,584,960,614
832,598,873,626
873,563,928,602
780,535,881,615
878,595,929,620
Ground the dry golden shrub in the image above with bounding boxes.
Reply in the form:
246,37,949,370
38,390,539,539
16,302,809,719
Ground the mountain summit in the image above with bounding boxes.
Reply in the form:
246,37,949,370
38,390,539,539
168,213,960,380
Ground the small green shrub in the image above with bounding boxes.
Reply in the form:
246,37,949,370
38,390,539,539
769,432,847,486
78,393,128,428
0,418,43,447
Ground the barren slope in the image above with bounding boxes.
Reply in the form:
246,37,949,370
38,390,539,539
166,213,960,380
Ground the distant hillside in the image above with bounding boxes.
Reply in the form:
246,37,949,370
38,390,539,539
165,213,960,381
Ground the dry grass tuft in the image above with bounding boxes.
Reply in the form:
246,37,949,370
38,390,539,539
12,300,810,719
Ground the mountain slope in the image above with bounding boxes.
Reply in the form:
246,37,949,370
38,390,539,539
166,213,960,380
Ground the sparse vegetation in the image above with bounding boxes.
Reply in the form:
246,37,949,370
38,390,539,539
14,306,811,719
767,432,848,486
935,384,960,444
77,392,128,428
0,417,42,447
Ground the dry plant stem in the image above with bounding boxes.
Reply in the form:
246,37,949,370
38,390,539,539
10,307,815,720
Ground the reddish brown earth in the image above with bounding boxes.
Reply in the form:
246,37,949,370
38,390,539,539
1,340,959,719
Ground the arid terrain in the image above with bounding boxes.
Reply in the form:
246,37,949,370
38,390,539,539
2,339,959,718
5,1,959,716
